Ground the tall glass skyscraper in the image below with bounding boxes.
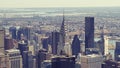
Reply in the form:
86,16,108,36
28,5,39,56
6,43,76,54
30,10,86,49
85,17,94,48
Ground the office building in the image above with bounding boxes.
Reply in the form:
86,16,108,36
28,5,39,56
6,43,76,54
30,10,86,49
81,54,103,68
49,31,60,55
17,28,23,40
4,36,14,50
75,62,81,68
41,37,49,51
52,56,75,68
100,26,105,55
0,53,9,68
104,36,109,55
85,17,94,48
71,35,80,56
64,42,72,56
115,41,120,61
17,26,32,41
9,27,17,39
81,42,85,54
41,60,51,68
95,36,108,55
0,28,5,53
58,14,66,55
24,26,32,40
28,45,35,55
18,40,28,56
5,49,22,68
22,51,33,68
102,60,119,68
33,58,37,68
37,49,52,68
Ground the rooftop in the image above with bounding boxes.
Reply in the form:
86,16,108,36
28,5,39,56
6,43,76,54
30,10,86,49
5,49,20,53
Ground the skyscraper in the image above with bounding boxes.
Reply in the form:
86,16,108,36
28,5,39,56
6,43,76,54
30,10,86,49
0,53,9,68
50,31,60,55
100,26,105,55
85,17,94,48
18,40,28,56
95,27,108,55
17,28,23,40
9,27,17,39
0,28,5,53
81,54,103,68
52,56,75,68
24,26,32,40
95,27,105,55
104,36,109,55
22,51,33,68
115,41,120,61
4,36,14,50
41,37,49,51
37,49,52,68
71,35,80,56
58,14,66,55
5,49,23,68
17,26,32,41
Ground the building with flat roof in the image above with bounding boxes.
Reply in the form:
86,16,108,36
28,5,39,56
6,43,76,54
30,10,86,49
85,17,94,49
0,53,9,68
5,49,23,68
115,41,120,61
81,54,103,68
52,56,75,68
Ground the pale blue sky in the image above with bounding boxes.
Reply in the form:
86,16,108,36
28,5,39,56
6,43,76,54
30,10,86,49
0,0,120,8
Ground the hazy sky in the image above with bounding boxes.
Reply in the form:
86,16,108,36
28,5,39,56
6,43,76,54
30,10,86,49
0,0,120,8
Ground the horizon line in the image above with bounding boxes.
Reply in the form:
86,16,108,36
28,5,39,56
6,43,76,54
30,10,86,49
0,6,120,9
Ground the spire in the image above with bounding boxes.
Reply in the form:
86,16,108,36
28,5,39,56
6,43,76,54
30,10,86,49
60,10,65,45
57,11,66,55
62,10,65,25
60,10,65,34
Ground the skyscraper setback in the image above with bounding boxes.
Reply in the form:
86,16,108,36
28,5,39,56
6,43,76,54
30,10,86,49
85,17,94,49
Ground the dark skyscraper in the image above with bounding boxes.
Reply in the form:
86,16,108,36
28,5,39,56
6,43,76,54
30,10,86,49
49,31,60,55
52,56,75,68
37,49,51,68
17,28,23,40
23,51,33,68
102,60,119,68
17,26,32,41
24,26,31,40
18,40,28,56
42,38,49,51
85,17,94,48
9,27,17,39
115,41,120,61
71,35,80,56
